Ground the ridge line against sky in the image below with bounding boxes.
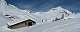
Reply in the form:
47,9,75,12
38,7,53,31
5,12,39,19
5,0,80,13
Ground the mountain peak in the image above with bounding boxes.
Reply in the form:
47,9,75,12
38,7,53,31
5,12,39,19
53,6,63,9
49,6,72,14
49,6,66,12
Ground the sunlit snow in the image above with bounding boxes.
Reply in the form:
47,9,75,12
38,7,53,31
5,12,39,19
0,0,80,32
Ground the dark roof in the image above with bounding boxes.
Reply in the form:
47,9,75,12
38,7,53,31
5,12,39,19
5,15,10,16
9,19,35,26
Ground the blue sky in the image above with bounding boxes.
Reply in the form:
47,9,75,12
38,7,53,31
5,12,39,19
6,0,80,13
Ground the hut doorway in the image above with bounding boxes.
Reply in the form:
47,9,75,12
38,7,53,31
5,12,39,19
27,21,33,26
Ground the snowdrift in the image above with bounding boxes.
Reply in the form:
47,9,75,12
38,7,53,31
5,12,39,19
0,0,80,32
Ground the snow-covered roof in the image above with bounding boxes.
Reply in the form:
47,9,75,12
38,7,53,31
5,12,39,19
8,18,28,26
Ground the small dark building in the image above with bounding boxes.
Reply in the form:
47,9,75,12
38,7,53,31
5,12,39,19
8,19,36,29
5,15,10,16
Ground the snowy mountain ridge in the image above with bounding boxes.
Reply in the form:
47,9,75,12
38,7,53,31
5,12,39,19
0,0,79,27
0,0,80,32
33,6,73,23
0,0,73,25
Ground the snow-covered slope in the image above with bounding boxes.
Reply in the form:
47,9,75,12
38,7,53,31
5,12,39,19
0,0,80,32
1,18,80,32
0,0,37,26
32,6,73,23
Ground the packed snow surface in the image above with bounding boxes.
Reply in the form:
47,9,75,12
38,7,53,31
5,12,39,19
0,0,80,32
